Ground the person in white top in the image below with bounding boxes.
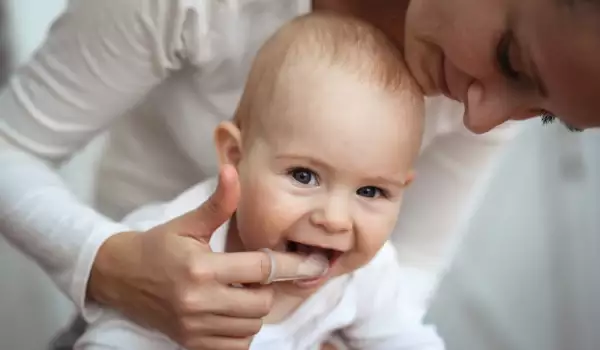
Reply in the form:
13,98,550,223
76,12,442,350
1,0,599,349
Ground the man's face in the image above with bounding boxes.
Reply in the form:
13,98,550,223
404,0,600,133
317,0,600,133
232,66,422,295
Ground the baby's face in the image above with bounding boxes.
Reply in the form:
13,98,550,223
233,67,422,292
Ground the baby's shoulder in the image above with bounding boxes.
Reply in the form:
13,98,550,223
348,242,440,306
349,242,399,285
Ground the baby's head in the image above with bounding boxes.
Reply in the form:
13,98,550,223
214,12,424,291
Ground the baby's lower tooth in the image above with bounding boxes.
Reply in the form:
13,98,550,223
307,252,329,272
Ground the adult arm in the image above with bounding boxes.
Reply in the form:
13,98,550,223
391,98,522,274
73,310,179,350
0,0,211,321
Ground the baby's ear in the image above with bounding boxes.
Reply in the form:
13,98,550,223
214,121,243,167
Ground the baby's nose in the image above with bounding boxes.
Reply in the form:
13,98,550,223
310,196,352,234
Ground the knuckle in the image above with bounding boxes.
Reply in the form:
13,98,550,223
263,288,275,307
240,337,254,350
180,317,195,335
259,254,272,281
227,338,253,350
185,259,216,283
253,301,270,317
256,290,274,315
203,195,223,218
173,320,193,346
248,319,263,335
174,290,200,315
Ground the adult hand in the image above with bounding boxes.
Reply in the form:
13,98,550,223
88,165,327,350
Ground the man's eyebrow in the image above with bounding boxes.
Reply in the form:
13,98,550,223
541,113,583,132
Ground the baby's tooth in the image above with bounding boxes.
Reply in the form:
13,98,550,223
307,252,329,275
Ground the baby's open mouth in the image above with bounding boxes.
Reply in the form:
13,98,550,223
286,240,343,267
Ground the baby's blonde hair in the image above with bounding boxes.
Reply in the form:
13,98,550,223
234,11,421,133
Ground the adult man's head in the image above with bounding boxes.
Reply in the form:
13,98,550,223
315,0,600,133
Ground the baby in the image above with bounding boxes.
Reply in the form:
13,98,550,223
75,12,443,350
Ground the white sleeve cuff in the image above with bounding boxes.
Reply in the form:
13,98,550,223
71,222,131,323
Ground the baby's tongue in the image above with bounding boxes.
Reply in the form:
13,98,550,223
295,243,329,268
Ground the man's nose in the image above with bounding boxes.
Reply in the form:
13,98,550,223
463,81,537,133
309,195,352,234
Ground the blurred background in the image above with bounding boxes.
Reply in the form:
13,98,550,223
1,1,599,349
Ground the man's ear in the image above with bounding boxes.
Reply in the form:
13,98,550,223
214,121,243,167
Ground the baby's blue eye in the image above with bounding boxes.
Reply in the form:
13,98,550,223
289,167,318,186
357,186,383,198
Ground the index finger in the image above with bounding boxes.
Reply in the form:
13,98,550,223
211,250,329,285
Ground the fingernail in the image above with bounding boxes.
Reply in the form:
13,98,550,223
296,253,329,278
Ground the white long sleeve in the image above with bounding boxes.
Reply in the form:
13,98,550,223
0,0,211,321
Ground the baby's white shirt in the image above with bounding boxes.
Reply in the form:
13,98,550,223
75,178,444,350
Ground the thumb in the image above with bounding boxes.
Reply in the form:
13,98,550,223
179,165,240,240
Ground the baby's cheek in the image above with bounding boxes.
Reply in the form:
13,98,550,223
359,233,389,260
356,218,397,256
238,186,296,248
